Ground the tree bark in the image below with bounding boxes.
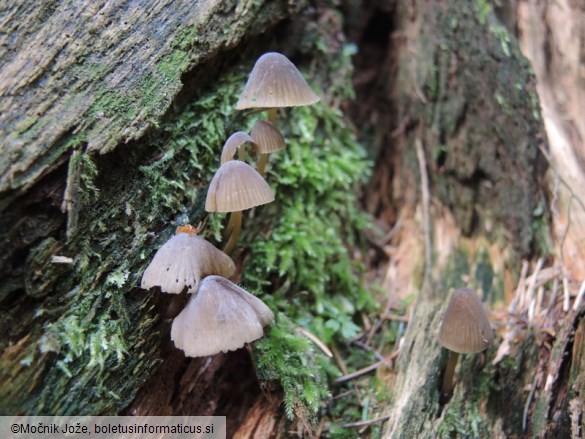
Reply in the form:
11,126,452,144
349,1,583,437
0,0,304,201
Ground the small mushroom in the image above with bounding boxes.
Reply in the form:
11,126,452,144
220,131,256,165
438,287,493,400
141,225,236,294
236,52,319,113
206,160,274,254
170,275,274,357
250,120,286,175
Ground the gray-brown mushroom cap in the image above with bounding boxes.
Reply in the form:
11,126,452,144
438,287,494,354
236,52,320,110
141,233,236,294
205,160,274,212
170,275,274,357
220,131,256,165
251,120,286,154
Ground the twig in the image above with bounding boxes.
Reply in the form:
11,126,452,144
379,217,403,246
563,276,571,312
62,149,82,241
415,138,432,282
522,380,538,431
526,258,544,312
342,415,391,429
296,326,333,358
535,286,545,317
335,350,400,383
331,346,363,405
510,260,529,313
352,341,385,362
573,280,585,311
51,255,74,264
546,277,559,315
314,416,326,439
380,313,409,322
528,298,536,325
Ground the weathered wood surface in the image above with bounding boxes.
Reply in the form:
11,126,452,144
350,0,583,437
516,0,585,280
0,0,303,205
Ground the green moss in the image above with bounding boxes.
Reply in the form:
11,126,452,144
157,51,190,81
439,242,504,306
475,0,492,26
2,24,377,424
243,103,375,344
255,314,334,422
437,355,496,439
0,68,249,415
440,248,470,294
14,117,40,135
230,43,378,425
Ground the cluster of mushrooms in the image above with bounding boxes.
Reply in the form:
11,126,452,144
140,52,319,357
140,51,492,407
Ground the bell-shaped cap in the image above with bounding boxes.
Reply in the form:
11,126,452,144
171,275,274,357
251,120,286,154
236,52,320,110
205,160,274,212
438,288,494,354
141,230,236,294
220,131,256,165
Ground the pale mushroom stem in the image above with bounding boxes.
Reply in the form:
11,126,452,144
223,210,243,254
267,107,277,124
441,350,459,398
257,108,278,176
223,147,248,237
257,153,270,176
223,214,236,239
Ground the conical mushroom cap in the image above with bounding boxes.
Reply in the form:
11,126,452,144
236,52,320,110
220,131,256,165
438,288,494,353
171,275,274,357
205,160,274,212
141,233,236,294
251,120,286,154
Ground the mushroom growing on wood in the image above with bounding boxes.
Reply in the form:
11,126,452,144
236,52,319,173
141,225,236,294
170,275,274,357
220,131,256,165
205,160,274,254
438,287,494,400
250,120,286,175
236,52,320,115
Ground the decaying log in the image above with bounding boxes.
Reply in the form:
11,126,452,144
0,0,307,416
351,0,582,437
0,0,304,203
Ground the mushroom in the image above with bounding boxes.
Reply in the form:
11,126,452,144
250,120,286,175
141,225,236,294
438,287,494,400
170,275,274,357
220,131,256,165
236,52,320,117
205,160,274,254
236,52,319,173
